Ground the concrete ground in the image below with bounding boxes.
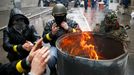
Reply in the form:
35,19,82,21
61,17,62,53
0,2,134,75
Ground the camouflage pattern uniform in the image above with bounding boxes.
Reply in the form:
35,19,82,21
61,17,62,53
94,11,130,48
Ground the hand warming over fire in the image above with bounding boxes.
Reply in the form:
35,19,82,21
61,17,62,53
22,41,34,51
30,47,50,75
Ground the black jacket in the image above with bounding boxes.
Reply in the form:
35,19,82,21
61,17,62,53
3,8,40,62
0,58,30,75
42,19,79,46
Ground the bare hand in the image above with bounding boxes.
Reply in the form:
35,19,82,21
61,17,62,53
30,47,50,75
26,41,34,46
27,41,34,50
27,38,43,63
61,21,69,30
52,23,59,35
22,41,33,51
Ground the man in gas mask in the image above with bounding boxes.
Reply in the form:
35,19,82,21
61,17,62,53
3,8,40,62
42,3,81,75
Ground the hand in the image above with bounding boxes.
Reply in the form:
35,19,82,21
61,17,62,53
30,47,50,75
27,38,43,63
22,41,34,51
26,41,34,50
93,24,100,32
52,23,59,35
26,41,34,46
61,21,69,30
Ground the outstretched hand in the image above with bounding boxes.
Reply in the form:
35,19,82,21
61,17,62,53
27,38,43,63
30,46,50,75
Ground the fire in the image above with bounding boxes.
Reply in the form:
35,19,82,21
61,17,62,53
60,32,100,60
80,32,98,60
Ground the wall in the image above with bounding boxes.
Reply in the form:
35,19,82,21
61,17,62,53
21,0,39,8
0,0,13,11
0,0,39,11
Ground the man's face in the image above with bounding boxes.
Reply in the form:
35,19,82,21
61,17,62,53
13,18,26,33
54,14,66,26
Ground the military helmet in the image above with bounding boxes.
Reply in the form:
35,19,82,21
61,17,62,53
52,3,67,16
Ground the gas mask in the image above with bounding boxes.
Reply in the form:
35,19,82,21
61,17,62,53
13,20,26,34
54,15,66,26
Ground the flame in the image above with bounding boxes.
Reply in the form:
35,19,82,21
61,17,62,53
60,32,100,60
80,32,98,60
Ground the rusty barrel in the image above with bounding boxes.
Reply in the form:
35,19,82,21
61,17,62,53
56,32,128,75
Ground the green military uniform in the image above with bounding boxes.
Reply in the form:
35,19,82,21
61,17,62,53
94,11,130,48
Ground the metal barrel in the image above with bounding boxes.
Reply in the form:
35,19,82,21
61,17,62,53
56,32,128,75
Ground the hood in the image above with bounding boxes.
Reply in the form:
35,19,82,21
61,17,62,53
8,8,29,28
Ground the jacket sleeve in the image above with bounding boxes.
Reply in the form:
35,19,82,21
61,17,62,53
3,29,28,55
3,29,14,53
0,62,21,75
68,20,81,32
42,22,56,43
30,25,40,43
0,59,30,74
